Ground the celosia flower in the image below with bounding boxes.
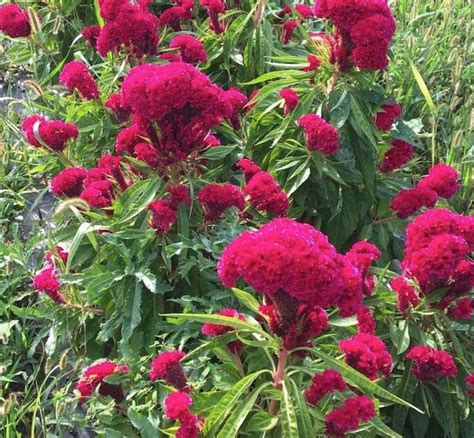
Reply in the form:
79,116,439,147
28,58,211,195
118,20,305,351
82,25,101,50
98,154,128,191
281,19,298,44
225,87,248,131
33,266,65,304
375,104,401,131
244,171,289,217
325,395,375,437
170,34,207,65
339,333,392,379
237,158,261,183
0,4,31,38
59,61,99,100
197,183,245,222
295,4,314,18
406,346,457,381
279,88,299,114
390,186,437,219
164,391,193,420
76,360,129,403
51,167,88,198
98,0,128,22
148,199,177,236
448,298,473,320
134,143,160,168
346,241,381,296
116,125,149,155
201,0,225,34
356,306,376,334
379,139,413,173
302,54,321,72
176,412,201,438
417,164,460,199
390,277,419,316
202,308,245,354
80,180,114,209
167,185,192,208
159,6,192,31
305,369,346,406
150,350,187,389
298,114,339,155
466,373,474,396
105,93,131,123
22,116,79,151
203,134,220,147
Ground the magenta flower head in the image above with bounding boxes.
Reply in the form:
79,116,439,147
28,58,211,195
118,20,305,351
0,4,31,38
51,167,88,198
197,183,245,222
305,369,346,406
150,350,187,390
22,116,79,151
406,346,457,381
298,114,339,155
60,61,99,100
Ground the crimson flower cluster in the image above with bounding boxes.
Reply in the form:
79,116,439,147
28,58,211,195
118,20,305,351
279,88,299,114
390,276,419,316
305,369,346,406
22,115,79,151
164,391,201,438
298,114,339,155
356,306,376,334
170,34,208,64
201,308,246,354
406,346,457,381
33,248,68,304
375,104,402,131
150,350,188,390
380,139,414,173
279,4,314,44
159,5,192,32
200,0,226,34
315,0,396,70
0,3,31,38
448,298,473,320
59,61,100,100
197,183,245,222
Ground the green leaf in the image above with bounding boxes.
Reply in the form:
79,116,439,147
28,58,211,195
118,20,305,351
231,288,261,313
122,283,142,341
128,408,159,438
290,378,316,434
201,145,237,160
245,411,279,432
281,380,299,438
392,365,417,434
135,270,157,294
66,222,101,272
329,89,352,129
369,417,403,438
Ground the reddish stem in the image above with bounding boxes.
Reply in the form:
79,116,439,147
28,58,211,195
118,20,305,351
269,348,289,416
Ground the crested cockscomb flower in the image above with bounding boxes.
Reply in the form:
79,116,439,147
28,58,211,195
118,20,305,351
448,298,473,320
302,54,321,72
0,4,31,38
59,61,99,100
98,0,128,22
406,346,457,381
159,6,192,31
22,115,79,151
97,154,129,191
167,184,192,208
201,0,225,34
82,25,101,50
116,125,149,155
105,93,131,123
80,180,114,209
170,34,207,65
390,186,437,219
375,104,401,131
33,266,65,304
305,369,346,406
76,360,129,403
279,88,299,114
281,19,298,44
237,158,262,183
379,139,413,173
325,395,375,437
244,171,289,217
298,114,339,155
150,350,187,389
148,199,177,236
295,4,314,18
197,183,245,222
176,412,201,438
356,306,376,334
202,308,245,354
164,391,193,420
346,241,381,296
390,276,419,316
339,333,392,379
225,87,248,131
417,164,460,199
134,142,160,168
51,167,88,198
466,374,474,396
203,134,220,148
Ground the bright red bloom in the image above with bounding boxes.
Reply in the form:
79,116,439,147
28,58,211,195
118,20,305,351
148,199,177,235
0,4,31,38
59,61,99,100
302,54,321,72
176,412,201,438
406,346,457,381
201,0,225,34
202,308,245,354
51,167,88,198
244,171,289,217
390,276,419,316
375,104,401,131
203,134,221,147
279,88,299,114
80,180,114,209
346,241,381,296
33,266,65,304
237,158,262,182
98,0,128,21
390,186,437,219
339,333,392,379
150,350,187,389
97,4,159,58
225,88,248,130
167,184,192,208
197,183,245,222
298,114,339,155
295,4,314,18
448,298,473,320
22,115,79,151
76,360,129,403
356,306,376,334
305,369,346,406
116,125,149,155
282,19,298,44
170,34,207,65
466,373,474,396
417,164,460,199
164,391,193,420
97,154,129,191
134,142,160,168
82,25,101,49
325,395,375,437
105,93,131,123
159,6,192,31
380,139,413,173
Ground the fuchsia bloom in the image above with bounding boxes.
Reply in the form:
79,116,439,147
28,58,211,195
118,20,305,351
346,241,381,296
406,346,457,381
150,350,187,389
237,158,262,183
375,104,402,131
202,308,245,354
33,266,65,304
22,116,79,151
116,125,149,155
105,93,131,123
80,180,114,209
302,54,321,72
298,114,339,155
356,306,376,334
466,373,474,396
0,4,31,38
380,139,413,173
82,25,101,50
279,88,299,114
148,199,177,236
315,0,396,71
203,134,221,148
51,167,88,198
295,4,314,18
170,34,207,65
448,298,473,320
305,369,346,406
164,391,193,420
197,183,245,222
59,61,99,100
281,19,298,44
417,164,460,199
243,171,289,217
97,154,129,191
159,6,192,31
134,142,160,168
390,276,419,316
76,360,129,403
201,0,225,34
325,395,375,437
225,88,248,131
167,184,192,208
390,186,437,219
339,333,392,379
